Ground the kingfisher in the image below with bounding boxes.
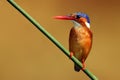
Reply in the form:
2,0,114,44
54,12,92,72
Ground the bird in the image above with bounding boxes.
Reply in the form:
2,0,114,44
54,12,92,72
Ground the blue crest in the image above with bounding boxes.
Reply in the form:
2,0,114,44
75,12,90,23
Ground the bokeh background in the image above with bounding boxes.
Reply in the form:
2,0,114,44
0,0,120,80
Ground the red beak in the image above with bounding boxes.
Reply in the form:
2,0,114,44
54,16,75,20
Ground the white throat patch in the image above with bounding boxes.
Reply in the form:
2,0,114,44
72,20,81,28
85,22,90,28
72,20,90,28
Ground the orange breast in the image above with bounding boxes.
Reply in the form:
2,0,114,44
69,27,92,61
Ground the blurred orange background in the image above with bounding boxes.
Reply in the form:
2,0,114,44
0,0,120,80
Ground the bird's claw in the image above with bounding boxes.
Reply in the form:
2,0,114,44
81,59,86,70
81,63,86,70
70,52,74,58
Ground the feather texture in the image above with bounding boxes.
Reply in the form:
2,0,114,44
69,26,92,72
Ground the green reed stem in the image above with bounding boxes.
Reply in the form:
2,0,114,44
7,0,98,80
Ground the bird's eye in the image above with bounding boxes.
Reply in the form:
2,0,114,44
76,15,80,19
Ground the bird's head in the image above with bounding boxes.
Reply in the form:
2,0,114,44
54,12,90,28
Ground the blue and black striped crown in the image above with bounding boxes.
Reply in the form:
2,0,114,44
75,12,90,24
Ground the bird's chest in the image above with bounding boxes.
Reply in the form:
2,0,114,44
69,27,92,52
69,27,92,60
71,27,91,44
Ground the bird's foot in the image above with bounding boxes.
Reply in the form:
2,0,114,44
70,52,74,59
81,60,86,70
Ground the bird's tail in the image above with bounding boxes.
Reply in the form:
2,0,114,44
74,64,81,72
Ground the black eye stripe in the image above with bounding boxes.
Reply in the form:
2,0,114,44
76,15,80,19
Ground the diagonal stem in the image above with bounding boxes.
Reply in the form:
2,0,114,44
7,0,98,80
